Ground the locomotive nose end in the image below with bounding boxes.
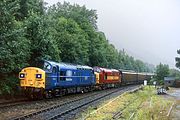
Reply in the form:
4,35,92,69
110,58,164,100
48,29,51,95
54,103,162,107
19,67,45,89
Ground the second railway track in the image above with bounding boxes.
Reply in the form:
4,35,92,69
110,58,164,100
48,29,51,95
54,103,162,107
11,85,140,120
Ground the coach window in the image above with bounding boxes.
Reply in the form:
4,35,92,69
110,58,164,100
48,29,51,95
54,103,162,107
60,71,66,81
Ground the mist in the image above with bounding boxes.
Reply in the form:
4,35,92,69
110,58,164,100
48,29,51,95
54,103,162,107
45,0,180,68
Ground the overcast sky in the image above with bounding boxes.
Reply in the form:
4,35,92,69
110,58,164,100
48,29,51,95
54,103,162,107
45,0,180,68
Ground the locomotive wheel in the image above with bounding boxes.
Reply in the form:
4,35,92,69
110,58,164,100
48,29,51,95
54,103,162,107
45,91,53,99
81,90,84,94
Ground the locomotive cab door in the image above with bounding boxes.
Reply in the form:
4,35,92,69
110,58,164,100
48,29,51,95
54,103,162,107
52,66,59,85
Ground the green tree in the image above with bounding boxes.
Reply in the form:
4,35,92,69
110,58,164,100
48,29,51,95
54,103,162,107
155,63,169,84
53,17,89,64
169,69,180,80
48,2,99,65
117,50,125,69
175,49,180,69
48,2,97,30
0,0,30,94
25,13,60,66
87,32,108,67
16,0,45,20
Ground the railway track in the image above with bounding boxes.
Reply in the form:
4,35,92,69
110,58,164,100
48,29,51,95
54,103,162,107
112,97,138,119
0,93,84,110
11,85,140,120
0,99,30,109
0,94,74,109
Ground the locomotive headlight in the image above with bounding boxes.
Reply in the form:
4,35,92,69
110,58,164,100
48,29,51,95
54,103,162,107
19,73,25,79
36,74,42,79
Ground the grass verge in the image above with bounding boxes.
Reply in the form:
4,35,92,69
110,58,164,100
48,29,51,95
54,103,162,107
77,86,174,120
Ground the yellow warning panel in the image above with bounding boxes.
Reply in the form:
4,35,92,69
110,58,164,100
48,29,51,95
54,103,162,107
19,67,45,88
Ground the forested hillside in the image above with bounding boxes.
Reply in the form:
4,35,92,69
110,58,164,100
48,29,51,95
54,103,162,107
0,0,154,95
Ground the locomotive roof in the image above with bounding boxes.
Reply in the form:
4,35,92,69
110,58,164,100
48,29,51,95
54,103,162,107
94,67,119,72
119,69,135,72
45,60,93,70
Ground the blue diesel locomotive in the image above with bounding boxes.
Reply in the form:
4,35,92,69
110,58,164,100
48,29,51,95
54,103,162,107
19,60,96,99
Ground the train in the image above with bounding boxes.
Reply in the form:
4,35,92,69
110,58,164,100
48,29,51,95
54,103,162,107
19,60,154,99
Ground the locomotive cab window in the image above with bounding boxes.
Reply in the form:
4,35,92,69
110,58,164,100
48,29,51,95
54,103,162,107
91,70,94,74
60,71,66,81
43,62,52,72
52,67,57,73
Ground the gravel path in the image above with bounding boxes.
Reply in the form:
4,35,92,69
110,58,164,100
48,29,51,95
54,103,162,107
167,88,180,120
